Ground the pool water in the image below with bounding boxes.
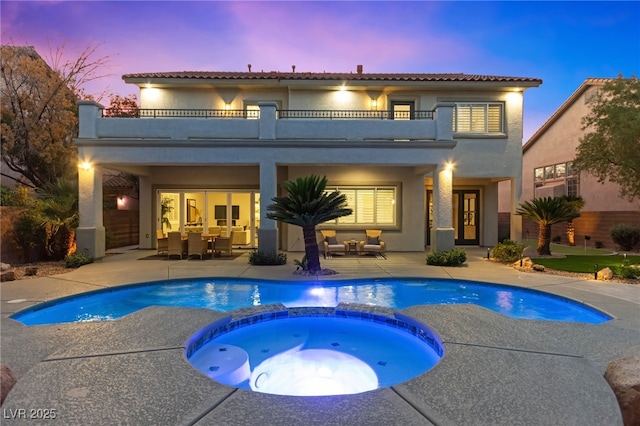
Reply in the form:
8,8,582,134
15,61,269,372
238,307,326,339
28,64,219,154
186,308,444,396
11,277,612,326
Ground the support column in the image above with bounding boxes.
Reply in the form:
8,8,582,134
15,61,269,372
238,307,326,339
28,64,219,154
430,163,455,252
510,177,523,243
258,161,278,255
76,164,105,259
258,102,277,140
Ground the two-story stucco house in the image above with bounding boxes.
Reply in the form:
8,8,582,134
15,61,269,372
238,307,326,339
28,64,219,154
520,78,640,247
75,67,541,259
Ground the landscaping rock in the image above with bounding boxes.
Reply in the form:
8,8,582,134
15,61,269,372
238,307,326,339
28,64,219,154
1,364,17,405
604,355,640,426
512,257,534,269
1,262,16,281
597,267,614,281
532,264,545,272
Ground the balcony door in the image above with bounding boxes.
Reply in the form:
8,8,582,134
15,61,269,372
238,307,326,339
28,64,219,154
391,101,415,120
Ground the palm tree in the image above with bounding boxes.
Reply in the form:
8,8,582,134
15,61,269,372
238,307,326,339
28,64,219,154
37,178,79,259
516,197,580,256
561,195,585,246
266,175,352,273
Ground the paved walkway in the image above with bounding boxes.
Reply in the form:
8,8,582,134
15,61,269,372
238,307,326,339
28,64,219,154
1,248,639,425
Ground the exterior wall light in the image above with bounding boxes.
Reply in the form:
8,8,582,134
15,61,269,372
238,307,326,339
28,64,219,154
79,161,91,170
371,99,378,109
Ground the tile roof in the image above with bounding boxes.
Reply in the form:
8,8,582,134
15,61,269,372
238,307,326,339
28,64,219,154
123,71,541,84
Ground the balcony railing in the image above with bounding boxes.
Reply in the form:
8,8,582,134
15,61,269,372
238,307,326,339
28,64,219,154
102,108,248,118
102,108,434,120
279,110,434,120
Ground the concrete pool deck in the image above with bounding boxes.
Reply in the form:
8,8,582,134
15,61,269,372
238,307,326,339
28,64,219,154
1,247,639,425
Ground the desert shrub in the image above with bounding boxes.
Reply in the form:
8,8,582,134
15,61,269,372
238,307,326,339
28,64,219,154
492,239,525,263
609,224,640,251
552,235,562,243
614,260,640,279
65,252,94,268
12,209,47,262
426,248,467,266
248,249,287,265
595,241,604,249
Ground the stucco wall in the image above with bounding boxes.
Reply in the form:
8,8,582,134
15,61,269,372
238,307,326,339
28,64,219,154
286,166,425,252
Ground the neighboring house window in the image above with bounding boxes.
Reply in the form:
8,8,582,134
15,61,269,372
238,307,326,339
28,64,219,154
452,103,504,133
533,161,579,196
325,186,397,226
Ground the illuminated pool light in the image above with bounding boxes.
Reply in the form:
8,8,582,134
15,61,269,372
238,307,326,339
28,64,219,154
186,307,444,397
249,347,378,396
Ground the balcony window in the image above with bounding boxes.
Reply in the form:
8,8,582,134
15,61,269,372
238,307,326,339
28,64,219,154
453,102,504,133
325,186,397,226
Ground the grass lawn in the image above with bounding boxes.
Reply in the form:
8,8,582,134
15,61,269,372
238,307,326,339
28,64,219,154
520,239,639,274
532,254,640,273
522,239,610,256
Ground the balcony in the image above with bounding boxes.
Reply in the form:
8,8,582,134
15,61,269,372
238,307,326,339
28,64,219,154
78,101,454,142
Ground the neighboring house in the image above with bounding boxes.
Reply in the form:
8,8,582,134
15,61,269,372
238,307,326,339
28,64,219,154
519,78,640,247
75,67,541,259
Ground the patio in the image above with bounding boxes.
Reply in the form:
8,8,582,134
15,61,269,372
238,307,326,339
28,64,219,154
1,248,639,425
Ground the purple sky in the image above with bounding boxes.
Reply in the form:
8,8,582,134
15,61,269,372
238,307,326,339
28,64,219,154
2,1,638,141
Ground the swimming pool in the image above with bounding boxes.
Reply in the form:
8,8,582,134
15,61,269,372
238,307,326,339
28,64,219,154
11,277,612,325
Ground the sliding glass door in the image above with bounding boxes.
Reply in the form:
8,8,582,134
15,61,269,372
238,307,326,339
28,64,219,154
157,190,259,247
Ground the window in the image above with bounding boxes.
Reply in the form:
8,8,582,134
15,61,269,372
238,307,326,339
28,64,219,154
324,186,397,226
534,167,544,182
533,161,579,196
544,166,555,180
453,102,504,133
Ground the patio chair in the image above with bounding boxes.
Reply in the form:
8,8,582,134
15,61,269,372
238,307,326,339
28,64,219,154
156,230,168,255
359,229,386,257
187,232,208,259
320,230,347,257
167,232,183,259
214,231,234,256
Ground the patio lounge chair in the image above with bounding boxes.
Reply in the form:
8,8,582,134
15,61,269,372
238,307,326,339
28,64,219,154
156,230,168,255
187,232,208,259
359,229,386,257
167,232,183,259
320,230,347,257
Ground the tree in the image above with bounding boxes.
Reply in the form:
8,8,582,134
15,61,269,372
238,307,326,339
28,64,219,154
573,76,640,201
516,197,580,256
1,44,110,189
561,195,585,246
38,178,79,259
266,175,352,274
103,94,140,118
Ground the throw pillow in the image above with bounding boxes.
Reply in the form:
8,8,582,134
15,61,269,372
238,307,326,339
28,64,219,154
367,236,380,245
326,236,338,245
